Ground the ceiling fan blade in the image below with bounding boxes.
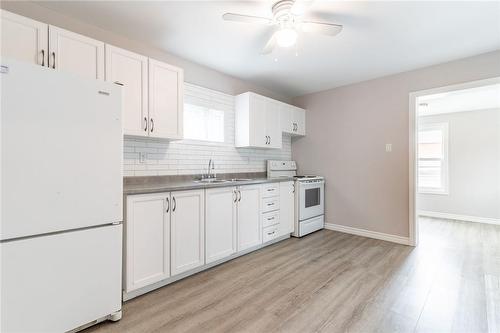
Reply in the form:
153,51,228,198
261,33,276,55
301,21,343,36
291,0,314,16
222,13,273,25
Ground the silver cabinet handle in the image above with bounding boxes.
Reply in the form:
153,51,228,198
165,197,170,213
268,216,275,220
267,231,276,235
144,117,148,132
233,190,237,203
51,52,56,69
269,136,271,145
292,183,295,193
238,190,241,202
267,202,274,206
265,136,268,144
150,118,154,132
114,81,124,86
40,50,45,66
172,196,176,212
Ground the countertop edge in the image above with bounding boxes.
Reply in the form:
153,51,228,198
123,177,294,195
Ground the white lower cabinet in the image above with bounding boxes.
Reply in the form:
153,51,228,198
125,193,170,293
124,181,294,298
237,184,262,251
278,181,295,237
170,189,205,276
205,187,237,264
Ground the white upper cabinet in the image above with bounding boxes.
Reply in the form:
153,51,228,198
205,187,237,264
48,26,104,80
125,194,170,293
1,10,48,66
237,184,262,251
170,189,205,276
105,45,148,137
1,10,104,80
266,100,283,148
148,59,184,139
235,92,283,149
281,104,306,136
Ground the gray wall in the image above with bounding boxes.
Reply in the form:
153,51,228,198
417,109,500,219
293,50,500,238
0,1,291,103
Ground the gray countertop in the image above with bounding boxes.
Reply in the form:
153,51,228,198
123,173,294,195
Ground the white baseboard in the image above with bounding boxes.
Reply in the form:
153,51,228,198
417,210,500,226
324,223,410,245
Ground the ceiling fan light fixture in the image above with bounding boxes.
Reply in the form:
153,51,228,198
275,28,297,48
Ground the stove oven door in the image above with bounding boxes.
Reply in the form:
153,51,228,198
298,180,324,221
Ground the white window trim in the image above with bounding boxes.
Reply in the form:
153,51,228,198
417,122,449,195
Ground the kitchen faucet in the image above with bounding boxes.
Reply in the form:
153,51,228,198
205,159,216,179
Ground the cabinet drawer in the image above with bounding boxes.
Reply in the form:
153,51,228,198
262,197,279,213
263,225,279,243
262,183,279,198
262,210,279,228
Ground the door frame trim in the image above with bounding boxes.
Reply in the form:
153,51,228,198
408,76,500,246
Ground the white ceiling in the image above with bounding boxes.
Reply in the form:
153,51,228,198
36,1,500,97
418,83,500,116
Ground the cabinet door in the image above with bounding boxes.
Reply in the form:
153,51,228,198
294,107,306,136
48,26,104,80
237,184,262,251
250,94,268,147
148,59,183,139
205,187,237,264
1,10,48,66
280,103,294,134
266,101,282,149
278,181,295,237
171,189,205,275
105,45,148,136
125,194,170,293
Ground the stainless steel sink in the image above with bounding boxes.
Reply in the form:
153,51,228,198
193,178,228,183
193,178,253,184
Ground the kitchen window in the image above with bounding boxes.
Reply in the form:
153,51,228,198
184,103,224,142
182,83,233,144
418,122,449,194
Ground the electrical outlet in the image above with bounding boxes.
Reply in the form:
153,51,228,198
139,152,146,163
385,144,392,152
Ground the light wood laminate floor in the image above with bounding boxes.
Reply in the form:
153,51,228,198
86,218,500,333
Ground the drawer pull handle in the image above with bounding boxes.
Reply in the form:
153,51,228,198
267,203,274,206
267,231,275,235
268,217,275,220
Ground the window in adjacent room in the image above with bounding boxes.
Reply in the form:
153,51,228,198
418,122,449,194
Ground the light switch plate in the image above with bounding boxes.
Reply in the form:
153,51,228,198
385,144,392,152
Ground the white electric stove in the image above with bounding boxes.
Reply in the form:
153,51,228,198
267,161,325,237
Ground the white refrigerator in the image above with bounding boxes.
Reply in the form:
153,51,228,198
1,60,123,332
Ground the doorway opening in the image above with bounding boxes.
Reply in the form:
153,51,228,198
409,78,500,246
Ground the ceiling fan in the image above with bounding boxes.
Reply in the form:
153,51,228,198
222,0,343,54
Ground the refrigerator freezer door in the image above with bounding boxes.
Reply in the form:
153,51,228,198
1,224,122,332
1,60,123,240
